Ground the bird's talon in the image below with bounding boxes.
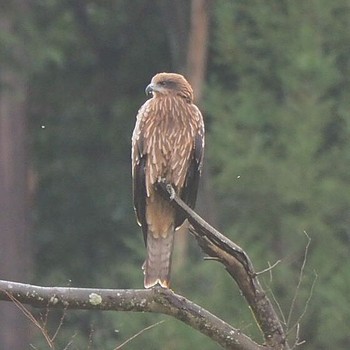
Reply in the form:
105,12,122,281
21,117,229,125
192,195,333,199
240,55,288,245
166,184,176,200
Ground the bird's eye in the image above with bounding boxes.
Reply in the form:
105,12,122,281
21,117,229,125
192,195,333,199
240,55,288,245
159,81,166,86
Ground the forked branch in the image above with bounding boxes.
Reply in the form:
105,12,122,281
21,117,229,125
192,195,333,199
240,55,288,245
0,281,261,350
156,182,290,350
0,182,290,350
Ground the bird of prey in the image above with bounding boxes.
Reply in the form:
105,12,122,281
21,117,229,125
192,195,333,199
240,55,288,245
132,72,205,288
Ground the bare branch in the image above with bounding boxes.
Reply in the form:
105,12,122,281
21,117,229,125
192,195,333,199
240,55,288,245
156,182,290,350
291,323,306,350
114,320,165,350
4,290,54,348
289,270,318,347
287,231,311,328
0,280,263,350
266,284,287,328
256,260,282,276
0,182,296,350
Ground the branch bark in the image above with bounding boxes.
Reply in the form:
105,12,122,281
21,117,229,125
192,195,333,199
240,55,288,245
0,182,290,350
156,182,290,350
0,280,262,350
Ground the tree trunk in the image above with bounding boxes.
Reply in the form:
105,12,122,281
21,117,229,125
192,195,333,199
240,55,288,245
0,7,32,349
186,0,218,226
186,0,210,103
173,0,217,275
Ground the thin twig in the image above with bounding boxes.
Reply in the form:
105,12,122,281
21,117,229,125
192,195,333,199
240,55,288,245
0,281,261,350
3,291,54,348
62,332,78,350
293,324,301,349
291,323,306,349
268,261,274,284
288,270,318,344
51,307,68,343
267,286,287,327
260,260,286,325
114,320,165,350
40,303,51,329
203,256,220,261
287,231,311,328
255,260,281,276
87,324,95,350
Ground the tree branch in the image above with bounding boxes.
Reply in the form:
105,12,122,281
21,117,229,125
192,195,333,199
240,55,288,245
0,280,263,350
0,182,291,349
156,182,290,350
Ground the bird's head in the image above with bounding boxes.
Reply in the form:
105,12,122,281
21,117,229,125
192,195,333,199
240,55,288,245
145,73,194,103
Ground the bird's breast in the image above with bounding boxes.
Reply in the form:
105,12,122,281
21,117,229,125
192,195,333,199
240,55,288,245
143,97,195,193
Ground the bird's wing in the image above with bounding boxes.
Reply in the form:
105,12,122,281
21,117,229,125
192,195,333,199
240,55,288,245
132,105,148,245
175,107,205,228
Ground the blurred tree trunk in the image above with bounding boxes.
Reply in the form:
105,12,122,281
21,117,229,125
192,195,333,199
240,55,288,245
0,4,32,349
186,0,210,103
161,0,217,273
185,0,217,228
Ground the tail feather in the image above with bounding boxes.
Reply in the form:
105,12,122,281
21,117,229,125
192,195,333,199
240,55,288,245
144,231,174,288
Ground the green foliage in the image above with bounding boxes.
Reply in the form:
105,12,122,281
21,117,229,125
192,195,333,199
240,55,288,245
30,0,168,288
5,0,346,348
207,1,350,348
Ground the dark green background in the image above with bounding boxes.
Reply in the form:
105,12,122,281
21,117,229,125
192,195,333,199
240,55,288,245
3,1,350,349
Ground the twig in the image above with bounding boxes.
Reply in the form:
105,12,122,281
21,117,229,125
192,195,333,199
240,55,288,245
291,323,306,349
62,332,78,350
156,181,289,350
114,320,165,350
51,307,68,343
287,231,311,328
0,181,296,350
255,260,281,276
265,285,287,327
0,280,262,350
2,290,54,348
87,324,95,350
203,256,220,261
288,270,318,345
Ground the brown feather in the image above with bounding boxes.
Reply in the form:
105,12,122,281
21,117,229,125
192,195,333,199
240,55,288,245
132,73,205,288
144,227,174,288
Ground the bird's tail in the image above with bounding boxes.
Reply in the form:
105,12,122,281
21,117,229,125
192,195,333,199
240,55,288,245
143,230,174,289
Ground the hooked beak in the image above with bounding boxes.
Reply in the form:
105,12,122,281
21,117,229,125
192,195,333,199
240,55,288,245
145,84,154,96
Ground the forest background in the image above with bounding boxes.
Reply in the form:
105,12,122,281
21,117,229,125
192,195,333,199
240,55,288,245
0,1,349,349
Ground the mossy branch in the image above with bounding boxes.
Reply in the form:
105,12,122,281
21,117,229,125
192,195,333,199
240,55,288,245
156,182,290,350
0,182,291,350
0,281,262,350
